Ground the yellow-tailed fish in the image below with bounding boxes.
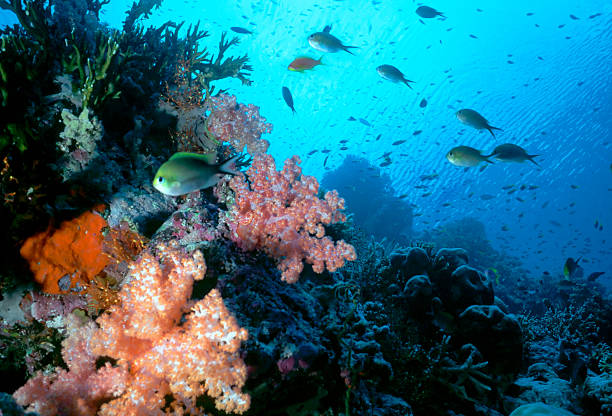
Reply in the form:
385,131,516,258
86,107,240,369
153,152,241,196
308,31,357,54
446,145,494,167
376,65,414,88
456,109,502,137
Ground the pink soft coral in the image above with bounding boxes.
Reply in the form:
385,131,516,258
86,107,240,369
14,243,250,415
221,154,356,283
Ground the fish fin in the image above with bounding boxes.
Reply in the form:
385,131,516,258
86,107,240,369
318,56,324,65
486,125,502,137
169,151,217,164
323,25,332,33
403,79,414,89
527,154,540,166
341,45,358,55
218,154,243,176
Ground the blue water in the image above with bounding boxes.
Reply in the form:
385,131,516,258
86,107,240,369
2,0,611,282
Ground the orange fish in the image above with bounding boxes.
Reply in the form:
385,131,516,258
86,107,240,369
288,56,322,72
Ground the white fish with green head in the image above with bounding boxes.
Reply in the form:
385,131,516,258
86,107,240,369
153,152,241,196
446,145,494,167
491,143,540,166
456,109,502,137
308,29,357,54
376,65,414,88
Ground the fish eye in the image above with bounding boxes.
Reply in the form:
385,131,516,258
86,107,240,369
157,176,164,183
449,151,453,156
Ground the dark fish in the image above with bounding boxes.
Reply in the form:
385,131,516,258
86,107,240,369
480,194,495,200
469,34,478,39
359,118,371,127
416,5,444,18
569,14,579,20
375,134,381,140
230,26,253,34
589,13,602,19
323,155,329,167
587,272,605,282
419,173,438,181
413,130,422,136
563,257,582,279
340,146,348,150
380,160,392,167
419,98,428,108
307,150,318,155
392,140,406,146
348,116,356,121
282,86,296,114
321,149,331,154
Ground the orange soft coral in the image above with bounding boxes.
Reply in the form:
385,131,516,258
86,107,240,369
20,208,108,294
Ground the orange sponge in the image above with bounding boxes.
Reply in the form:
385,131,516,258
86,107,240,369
20,208,108,294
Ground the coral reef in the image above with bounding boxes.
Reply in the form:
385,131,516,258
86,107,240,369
0,2,610,415
13,243,250,415
221,153,357,283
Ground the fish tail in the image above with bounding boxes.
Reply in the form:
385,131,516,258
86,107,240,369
318,56,324,65
486,125,502,137
341,45,358,55
527,155,540,166
219,154,243,176
403,78,414,89
484,158,494,164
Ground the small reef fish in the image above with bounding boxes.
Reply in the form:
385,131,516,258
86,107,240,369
456,109,502,137
446,146,493,167
230,27,253,34
153,152,240,196
288,56,322,72
282,86,296,114
491,143,540,166
416,5,445,18
563,257,583,279
587,271,605,282
376,65,414,88
308,30,357,54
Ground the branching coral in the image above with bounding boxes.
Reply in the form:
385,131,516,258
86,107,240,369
14,243,250,415
207,94,272,155
221,153,357,283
